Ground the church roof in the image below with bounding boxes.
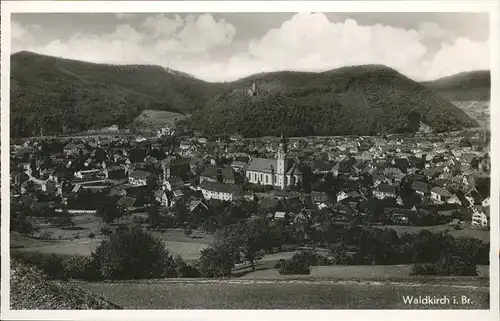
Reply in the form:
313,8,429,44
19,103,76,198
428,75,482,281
246,158,277,174
286,162,302,176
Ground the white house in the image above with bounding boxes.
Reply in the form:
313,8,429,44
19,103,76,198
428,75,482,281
200,181,244,202
74,169,101,180
337,191,349,202
430,187,452,204
471,208,489,228
129,170,155,186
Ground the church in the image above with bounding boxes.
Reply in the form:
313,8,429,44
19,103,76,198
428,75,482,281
245,134,302,190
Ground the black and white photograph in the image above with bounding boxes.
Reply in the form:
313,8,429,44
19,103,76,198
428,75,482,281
1,0,499,319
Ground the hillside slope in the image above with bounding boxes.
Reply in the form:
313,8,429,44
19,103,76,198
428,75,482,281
10,259,121,309
10,52,478,138
10,51,224,137
422,70,490,101
192,65,478,137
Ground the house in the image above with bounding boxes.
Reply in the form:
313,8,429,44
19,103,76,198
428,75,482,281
116,196,136,209
74,169,101,180
63,143,87,156
447,192,469,207
154,189,169,207
412,181,430,196
200,165,235,184
471,207,489,228
311,161,334,174
464,187,483,205
271,211,288,220
373,184,397,199
128,170,156,186
199,181,244,201
337,191,349,202
430,187,452,204
231,161,247,173
390,208,416,225
164,177,184,191
188,200,209,216
311,191,328,203
104,165,127,179
383,167,404,178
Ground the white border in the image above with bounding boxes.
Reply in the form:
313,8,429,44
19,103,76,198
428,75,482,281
1,1,499,321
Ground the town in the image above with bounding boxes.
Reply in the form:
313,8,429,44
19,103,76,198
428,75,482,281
11,123,490,254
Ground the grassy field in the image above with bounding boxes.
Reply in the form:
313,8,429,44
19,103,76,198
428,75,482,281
79,278,489,309
386,224,490,242
11,215,213,260
134,109,189,130
240,264,490,279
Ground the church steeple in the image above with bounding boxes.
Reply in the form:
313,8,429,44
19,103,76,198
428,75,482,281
276,126,288,190
276,126,287,159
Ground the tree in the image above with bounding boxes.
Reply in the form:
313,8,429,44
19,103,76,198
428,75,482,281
92,226,176,280
183,226,193,238
407,110,421,132
100,227,112,238
215,220,267,271
470,157,479,169
97,201,120,224
197,244,237,278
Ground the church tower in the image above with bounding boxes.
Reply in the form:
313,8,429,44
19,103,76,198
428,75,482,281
162,158,171,184
276,129,288,190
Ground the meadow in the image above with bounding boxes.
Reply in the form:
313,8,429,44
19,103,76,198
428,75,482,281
11,215,213,260
134,109,190,130
79,278,489,309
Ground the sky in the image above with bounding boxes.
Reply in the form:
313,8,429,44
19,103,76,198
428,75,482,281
11,12,490,82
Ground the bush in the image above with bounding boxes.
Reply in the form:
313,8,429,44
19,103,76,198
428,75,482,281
173,255,200,278
410,263,439,276
91,226,176,280
11,251,68,280
410,256,478,276
436,255,478,276
277,251,312,275
63,255,102,281
41,253,68,280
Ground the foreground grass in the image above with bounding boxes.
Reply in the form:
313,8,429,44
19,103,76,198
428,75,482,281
80,279,489,309
240,264,490,280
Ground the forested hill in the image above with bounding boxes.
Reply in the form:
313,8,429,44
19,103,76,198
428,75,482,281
10,51,225,137
11,51,478,138
422,70,490,102
191,65,478,137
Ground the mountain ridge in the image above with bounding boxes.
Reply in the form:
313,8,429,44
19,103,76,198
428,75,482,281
422,70,490,101
10,51,480,138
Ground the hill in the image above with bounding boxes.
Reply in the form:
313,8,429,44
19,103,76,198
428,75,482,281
11,52,478,138
10,259,121,309
10,51,224,137
192,65,478,137
422,70,490,101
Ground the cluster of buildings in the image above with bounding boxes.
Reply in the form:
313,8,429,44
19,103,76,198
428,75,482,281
10,128,491,229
